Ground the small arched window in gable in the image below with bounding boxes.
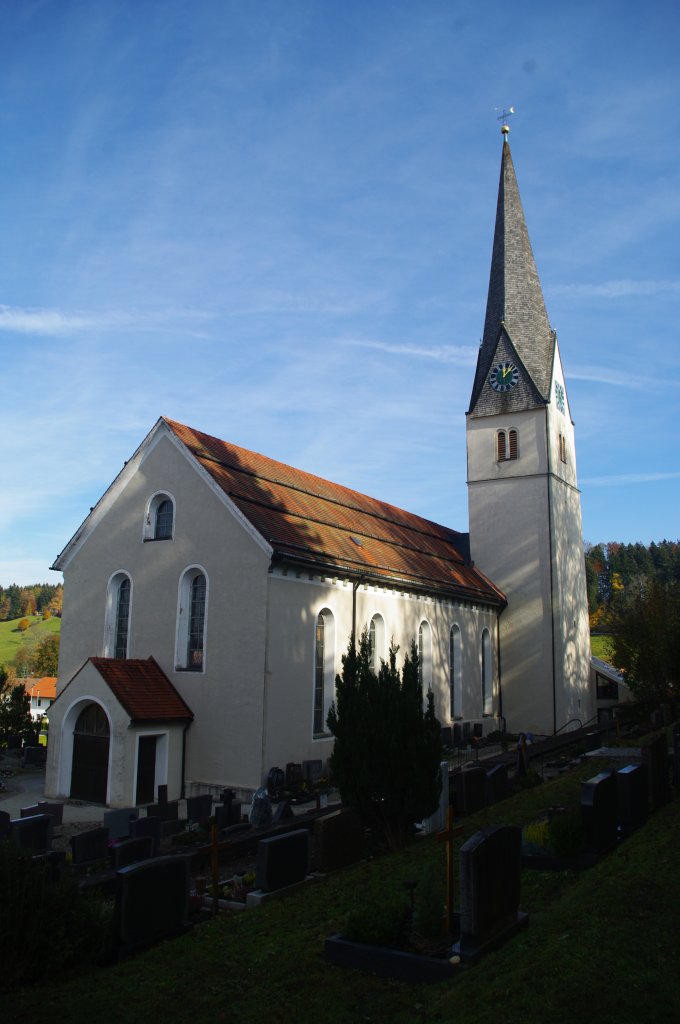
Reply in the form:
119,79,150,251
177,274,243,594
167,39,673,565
144,492,175,541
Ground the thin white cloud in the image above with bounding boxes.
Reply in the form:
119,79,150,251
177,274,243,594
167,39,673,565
346,339,477,364
553,280,680,299
569,365,658,390
0,305,213,336
582,472,680,487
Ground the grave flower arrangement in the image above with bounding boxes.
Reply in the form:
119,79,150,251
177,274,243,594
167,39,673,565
522,805,587,860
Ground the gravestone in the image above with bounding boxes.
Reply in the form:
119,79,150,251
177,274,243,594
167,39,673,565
249,787,273,828
10,814,53,854
70,826,110,866
0,809,10,840
616,764,648,834
581,770,618,853
113,854,191,951
485,763,509,805
130,815,162,856
452,723,463,747
103,807,139,842
640,733,670,811
453,825,527,961
37,801,64,826
422,761,450,833
314,808,364,872
215,802,242,830
147,800,179,822
255,829,310,892
441,725,452,748
455,766,487,815
186,794,213,825
22,746,46,767
109,835,154,870
285,762,303,789
302,759,323,784
20,803,43,818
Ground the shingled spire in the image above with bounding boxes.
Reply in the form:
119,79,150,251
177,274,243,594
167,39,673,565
468,140,556,414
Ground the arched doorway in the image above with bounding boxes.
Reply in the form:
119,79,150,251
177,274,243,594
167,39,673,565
70,703,110,803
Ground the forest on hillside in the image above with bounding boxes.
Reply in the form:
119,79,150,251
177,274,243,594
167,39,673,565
584,540,680,625
0,583,62,621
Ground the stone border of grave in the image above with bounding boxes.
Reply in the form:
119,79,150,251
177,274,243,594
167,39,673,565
324,932,465,984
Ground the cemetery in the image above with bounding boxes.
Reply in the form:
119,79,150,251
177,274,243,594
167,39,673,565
1,722,679,1022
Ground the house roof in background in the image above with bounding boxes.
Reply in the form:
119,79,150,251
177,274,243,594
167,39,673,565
24,676,57,700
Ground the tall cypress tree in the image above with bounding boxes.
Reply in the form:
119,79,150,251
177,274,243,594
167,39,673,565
327,629,442,850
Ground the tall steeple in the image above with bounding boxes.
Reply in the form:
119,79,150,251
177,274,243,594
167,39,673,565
468,140,555,414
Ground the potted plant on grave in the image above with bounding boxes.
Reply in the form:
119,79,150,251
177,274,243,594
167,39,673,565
521,805,590,868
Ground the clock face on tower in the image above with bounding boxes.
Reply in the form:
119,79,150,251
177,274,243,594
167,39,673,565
489,360,519,393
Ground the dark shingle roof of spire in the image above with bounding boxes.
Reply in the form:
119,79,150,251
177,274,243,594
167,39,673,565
469,141,555,412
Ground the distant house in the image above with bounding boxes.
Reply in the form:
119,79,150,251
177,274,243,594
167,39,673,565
24,676,57,722
591,656,633,723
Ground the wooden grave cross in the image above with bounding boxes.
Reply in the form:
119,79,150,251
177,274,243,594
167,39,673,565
436,806,464,934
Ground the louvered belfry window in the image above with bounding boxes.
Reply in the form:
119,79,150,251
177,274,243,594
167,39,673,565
508,429,518,459
496,430,507,461
497,429,518,462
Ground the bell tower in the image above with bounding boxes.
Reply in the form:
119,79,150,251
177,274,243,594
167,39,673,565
466,127,593,735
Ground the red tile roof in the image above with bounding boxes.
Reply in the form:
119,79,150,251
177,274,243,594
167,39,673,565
90,657,193,722
165,419,505,606
25,677,57,700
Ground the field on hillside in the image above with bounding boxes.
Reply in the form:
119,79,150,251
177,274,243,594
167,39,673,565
0,615,61,670
590,633,615,661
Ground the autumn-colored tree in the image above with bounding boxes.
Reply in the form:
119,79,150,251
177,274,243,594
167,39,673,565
610,579,680,707
42,609,51,621
17,619,30,633
33,634,60,677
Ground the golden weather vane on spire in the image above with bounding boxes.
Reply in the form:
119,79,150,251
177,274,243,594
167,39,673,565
495,106,516,137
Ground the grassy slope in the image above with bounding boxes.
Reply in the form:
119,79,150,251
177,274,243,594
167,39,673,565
8,761,680,1024
590,633,615,661
0,615,60,670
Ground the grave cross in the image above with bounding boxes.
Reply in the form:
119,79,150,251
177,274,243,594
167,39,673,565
436,806,464,933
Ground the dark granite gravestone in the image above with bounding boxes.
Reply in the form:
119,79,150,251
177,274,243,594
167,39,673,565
441,725,452,748
617,764,648,834
673,723,680,788
302,759,323,784
314,808,365,872
581,770,618,853
249,787,273,828
113,854,191,951
20,803,43,818
452,825,527,962
109,835,154,870
70,826,110,866
103,807,139,841
186,794,213,825
255,829,311,892
485,763,509,805
285,762,303,788
157,784,168,807
147,800,179,822
452,722,463,747
0,809,10,840
130,815,162,856
272,799,295,825
220,788,236,805
455,766,487,815
10,814,53,854
22,746,46,767
215,802,242,830
640,733,670,811
37,801,64,826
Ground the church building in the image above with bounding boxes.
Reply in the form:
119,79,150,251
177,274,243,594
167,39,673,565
45,135,594,808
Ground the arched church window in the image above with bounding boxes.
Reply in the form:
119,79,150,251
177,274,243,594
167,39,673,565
559,434,568,464
176,567,208,671
481,628,493,716
496,430,506,461
313,609,335,736
508,428,519,459
449,624,462,719
418,620,432,692
144,492,175,541
104,572,132,658
368,613,385,673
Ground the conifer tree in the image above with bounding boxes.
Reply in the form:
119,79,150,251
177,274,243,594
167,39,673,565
327,628,442,850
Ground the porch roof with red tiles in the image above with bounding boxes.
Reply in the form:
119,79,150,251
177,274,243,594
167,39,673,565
165,419,505,607
90,657,194,722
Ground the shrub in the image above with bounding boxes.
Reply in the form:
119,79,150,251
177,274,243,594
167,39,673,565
343,900,409,948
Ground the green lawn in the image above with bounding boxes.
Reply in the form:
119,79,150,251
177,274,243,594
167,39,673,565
6,760,680,1024
590,632,615,661
0,615,61,671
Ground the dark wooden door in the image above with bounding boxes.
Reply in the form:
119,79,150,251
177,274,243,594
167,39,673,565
70,704,109,803
136,735,157,805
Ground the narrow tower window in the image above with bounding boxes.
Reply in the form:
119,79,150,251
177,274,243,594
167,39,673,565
559,434,567,464
508,428,519,459
496,430,506,461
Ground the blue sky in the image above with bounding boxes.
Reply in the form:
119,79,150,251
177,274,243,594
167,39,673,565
1,0,678,586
